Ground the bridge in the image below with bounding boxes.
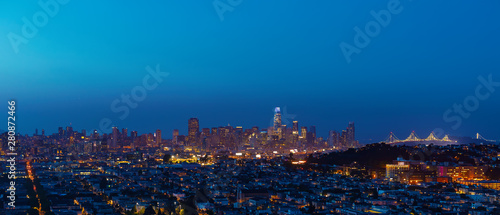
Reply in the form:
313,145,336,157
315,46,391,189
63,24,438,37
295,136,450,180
383,131,455,144
476,133,498,142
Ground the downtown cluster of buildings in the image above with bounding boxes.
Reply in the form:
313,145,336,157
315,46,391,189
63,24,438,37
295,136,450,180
20,107,358,158
173,107,359,154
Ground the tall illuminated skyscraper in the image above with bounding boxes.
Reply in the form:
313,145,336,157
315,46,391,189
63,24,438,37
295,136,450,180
188,118,199,144
273,107,282,132
292,121,298,134
93,129,99,139
292,121,299,144
300,126,307,139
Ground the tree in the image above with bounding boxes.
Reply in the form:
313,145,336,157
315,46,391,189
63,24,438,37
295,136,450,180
144,205,156,215
163,154,172,164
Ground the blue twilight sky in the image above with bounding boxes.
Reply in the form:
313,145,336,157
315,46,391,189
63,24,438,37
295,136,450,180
1,1,500,143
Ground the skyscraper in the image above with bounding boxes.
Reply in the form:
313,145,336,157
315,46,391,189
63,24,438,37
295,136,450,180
131,131,138,139
328,130,338,148
273,107,282,132
300,126,307,140
309,126,316,140
173,129,179,144
340,130,347,148
66,126,73,137
307,126,316,146
292,121,299,144
122,128,128,139
155,129,162,146
112,127,119,148
188,118,199,144
93,129,99,139
58,127,64,137
292,121,298,134
346,122,355,146
202,128,211,137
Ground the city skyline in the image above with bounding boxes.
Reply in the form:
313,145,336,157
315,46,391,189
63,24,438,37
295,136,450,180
8,104,496,144
16,119,492,145
20,107,357,141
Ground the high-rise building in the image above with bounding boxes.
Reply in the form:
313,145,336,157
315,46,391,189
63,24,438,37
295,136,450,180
112,127,119,148
66,126,73,137
188,118,199,144
131,131,138,139
147,133,154,145
155,129,162,146
93,129,99,139
273,107,282,132
300,126,307,139
306,126,316,146
58,127,64,137
211,127,217,135
340,130,347,147
122,128,128,139
346,122,355,145
202,128,211,137
252,126,259,134
173,129,179,144
292,121,299,144
41,129,45,136
328,130,338,148
292,121,299,134
309,126,316,140
82,129,86,137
